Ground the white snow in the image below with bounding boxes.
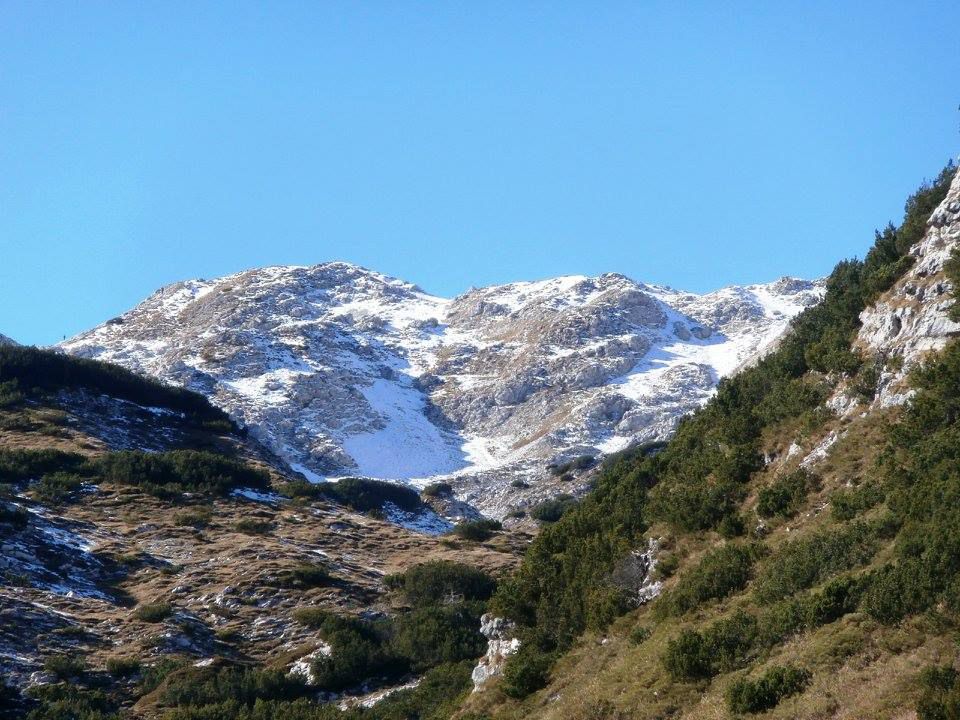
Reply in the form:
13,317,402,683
231,488,283,505
382,502,453,535
342,378,466,479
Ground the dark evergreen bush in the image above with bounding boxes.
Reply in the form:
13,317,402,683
0,345,232,427
726,664,811,714
451,518,501,541
656,543,757,617
529,495,577,523
385,560,496,607
318,477,422,513
0,448,86,483
756,469,817,518
95,450,270,497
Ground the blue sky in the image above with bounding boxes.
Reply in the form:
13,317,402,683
2,1,958,346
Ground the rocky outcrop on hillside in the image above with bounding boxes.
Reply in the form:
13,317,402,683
858,169,960,406
61,266,821,517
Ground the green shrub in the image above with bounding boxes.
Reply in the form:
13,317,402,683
279,563,332,589
385,560,496,607
917,665,960,720
25,685,118,720
95,450,269,497
0,448,86,484
754,522,879,603
135,602,173,622
548,455,596,476
318,477,422,513
726,664,811,714
235,518,273,534
501,644,555,698
391,603,487,672
0,344,232,427
0,379,24,407
309,616,401,691
279,479,325,500
718,512,747,538
628,626,651,645
451,519,501,542
657,543,757,617
32,472,88,504
756,469,818,519
529,495,577,523
421,482,453,498
663,610,757,681
105,656,141,677
174,507,213,527
43,654,87,679
157,664,309,708
831,481,884,521
0,502,28,529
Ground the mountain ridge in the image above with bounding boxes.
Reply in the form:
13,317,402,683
60,266,822,517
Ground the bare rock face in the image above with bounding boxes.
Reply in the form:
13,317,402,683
60,264,821,516
471,614,520,691
857,169,960,406
0,333,18,346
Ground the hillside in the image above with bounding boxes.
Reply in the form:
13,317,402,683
0,346,522,719
456,162,960,720
59,270,820,518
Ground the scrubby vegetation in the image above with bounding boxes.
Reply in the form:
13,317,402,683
278,563,332,589
105,656,141,677
752,520,883,603
31,471,87,504
0,345,233,428
421,481,453,498
94,450,270,497
149,659,475,720
726,664,811,714
486,162,958,700
0,448,86,483
830,480,884,521
1,445,271,501
385,560,497,607
451,518,501,542
316,477,423,513
655,543,758,617
756,468,818,518
528,494,577,523
134,602,173,622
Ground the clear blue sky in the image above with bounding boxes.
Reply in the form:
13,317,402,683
2,1,959,345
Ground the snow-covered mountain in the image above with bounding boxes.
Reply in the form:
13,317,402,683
60,267,822,516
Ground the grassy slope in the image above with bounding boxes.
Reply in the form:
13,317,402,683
459,162,960,719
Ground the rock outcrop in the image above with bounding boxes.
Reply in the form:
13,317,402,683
858,168,960,405
471,614,520,691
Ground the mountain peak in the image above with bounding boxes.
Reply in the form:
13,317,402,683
60,265,821,516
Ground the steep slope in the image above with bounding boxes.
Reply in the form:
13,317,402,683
458,161,960,720
0,346,521,718
0,333,18,346
60,268,820,516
